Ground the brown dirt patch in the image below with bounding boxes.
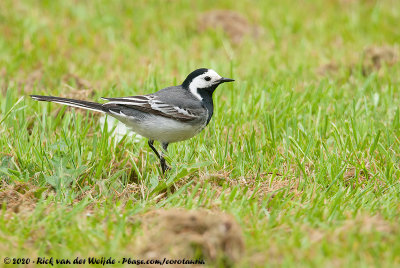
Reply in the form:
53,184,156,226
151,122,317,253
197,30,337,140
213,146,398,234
1,67,97,97
198,10,263,44
136,208,244,265
338,213,395,234
300,213,395,246
49,85,98,117
361,45,399,75
59,73,95,103
1,67,45,94
343,160,384,189
0,182,40,213
316,45,398,77
61,87,95,100
239,174,301,203
200,169,301,200
63,73,93,90
22,68,44,93
1,66,49,94
109,182,141,202
316,62,340,76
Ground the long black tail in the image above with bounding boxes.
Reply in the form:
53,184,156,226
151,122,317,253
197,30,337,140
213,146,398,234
30,95,107,113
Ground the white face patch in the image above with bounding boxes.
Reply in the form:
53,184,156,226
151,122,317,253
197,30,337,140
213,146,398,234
188,69,222,100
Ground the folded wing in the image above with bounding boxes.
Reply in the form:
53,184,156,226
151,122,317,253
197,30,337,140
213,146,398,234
102,95,199,122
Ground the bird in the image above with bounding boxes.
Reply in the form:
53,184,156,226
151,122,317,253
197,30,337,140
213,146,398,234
31,68,234,173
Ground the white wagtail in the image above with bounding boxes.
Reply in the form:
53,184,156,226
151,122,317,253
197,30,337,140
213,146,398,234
31,68,234,173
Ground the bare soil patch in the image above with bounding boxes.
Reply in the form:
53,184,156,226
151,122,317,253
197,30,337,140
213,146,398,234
339,213,395,234
316,62,340,76
361,45,399,75
62,73,93,90
316,45,399,77
50,85,98,117
198,10,263,44
0,182,40,213
198,168,301,202
343,160,385,189
136,208,244,265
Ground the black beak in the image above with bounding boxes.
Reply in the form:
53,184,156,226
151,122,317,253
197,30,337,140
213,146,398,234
218,77,235,83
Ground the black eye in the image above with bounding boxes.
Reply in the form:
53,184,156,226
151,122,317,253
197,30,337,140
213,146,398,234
204,76,211,81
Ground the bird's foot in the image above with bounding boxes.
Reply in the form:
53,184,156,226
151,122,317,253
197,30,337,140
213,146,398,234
162,165,171,174
161,159,171,174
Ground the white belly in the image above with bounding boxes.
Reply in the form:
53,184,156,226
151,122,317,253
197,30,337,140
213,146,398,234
111,114,205,143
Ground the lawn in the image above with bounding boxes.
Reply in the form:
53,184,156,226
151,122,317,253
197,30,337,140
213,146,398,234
1,0,400,267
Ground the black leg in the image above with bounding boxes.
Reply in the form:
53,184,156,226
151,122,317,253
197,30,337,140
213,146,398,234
148,140,161,160
161,142,169,152
147,140,170,174
160,142,170,173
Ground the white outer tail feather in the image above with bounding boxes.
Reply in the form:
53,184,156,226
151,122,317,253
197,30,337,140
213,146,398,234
30,95,106,113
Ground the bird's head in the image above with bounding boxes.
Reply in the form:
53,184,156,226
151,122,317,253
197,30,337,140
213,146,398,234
182,68,234,100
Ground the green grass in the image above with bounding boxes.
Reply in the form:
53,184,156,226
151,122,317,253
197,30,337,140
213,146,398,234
1,0,400,267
